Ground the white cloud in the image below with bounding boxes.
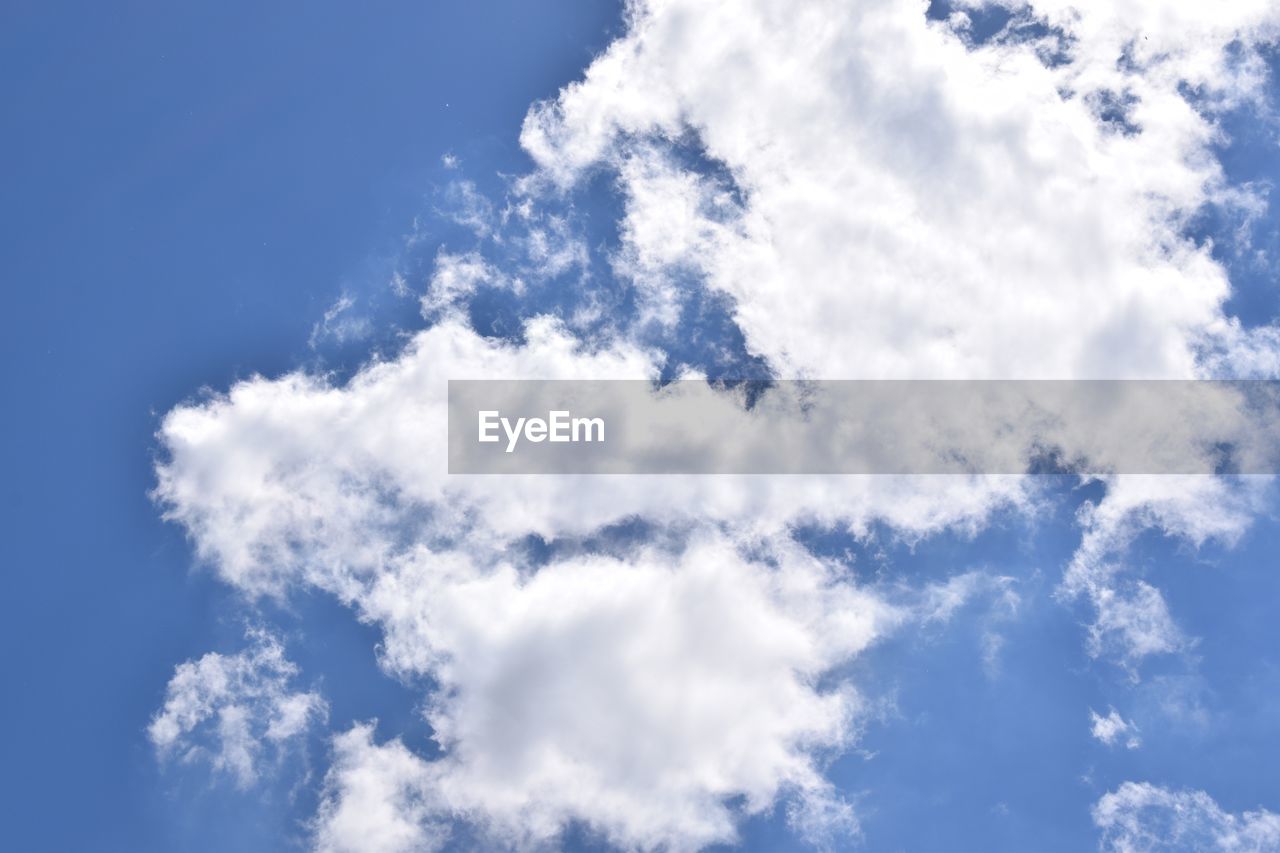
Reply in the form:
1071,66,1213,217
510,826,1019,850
439,180,495,238
153,314,1038,846
307,536,894,851
153,0,1280,845
381,536,889,850
512,0,1280,667
917,570,1020,625
314,724,449,853
1058,475,1270,669
421,250,510,317
1094,781,1280,852
154,315,1031,600
516,210,590,282
520,0,1280,381
915,569,1022,676
309,293,373,350
149,628,326,788
1090,707,1141,749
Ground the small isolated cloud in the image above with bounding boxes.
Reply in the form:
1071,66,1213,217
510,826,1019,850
916,570,1021,677
917,571,1020,625
439,180,495,238
309,293,373,350
420,250,517,317
1090,707,1142,749
149,628,326,788
1094,781,1280,852
1089,580,1188,671
1059,475,1269,672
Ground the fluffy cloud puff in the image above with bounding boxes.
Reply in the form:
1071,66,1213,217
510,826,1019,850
309,536,893,851
1090,707,1141,749
522,0,1279,380
149,628,326,788
155,316,1031,600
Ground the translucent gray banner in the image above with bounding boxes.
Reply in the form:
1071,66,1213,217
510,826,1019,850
447,380,1280,474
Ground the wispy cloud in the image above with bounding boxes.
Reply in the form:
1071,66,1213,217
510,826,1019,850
150,628,326,789
1095,781,1280,852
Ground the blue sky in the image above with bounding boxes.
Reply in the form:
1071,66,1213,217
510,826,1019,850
4,2,1280,852
2,3,620,849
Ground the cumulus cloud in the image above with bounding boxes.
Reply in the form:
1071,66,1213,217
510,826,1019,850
1094,781,1280,852
152,0,1280,846
153,315,1036,844
159,309,1004,846
1090,707,1141,749
307,536,894,851
149,628,326,788
520,0,1280,381
511,0,1280,669
154,315,1031,600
